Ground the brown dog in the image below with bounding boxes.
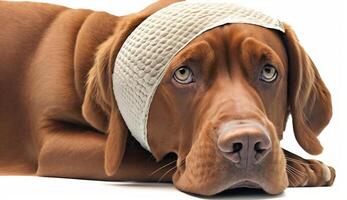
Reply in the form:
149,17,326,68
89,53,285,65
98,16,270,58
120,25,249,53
0,0,335,196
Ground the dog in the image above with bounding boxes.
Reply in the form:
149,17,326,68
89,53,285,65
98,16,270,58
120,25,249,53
0,0,335,196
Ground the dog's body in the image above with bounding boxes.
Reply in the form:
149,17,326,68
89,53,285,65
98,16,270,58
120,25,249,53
0,0,335,195
0,1,173,181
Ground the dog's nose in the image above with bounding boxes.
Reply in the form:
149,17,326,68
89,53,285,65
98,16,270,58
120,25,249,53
217,125,272,168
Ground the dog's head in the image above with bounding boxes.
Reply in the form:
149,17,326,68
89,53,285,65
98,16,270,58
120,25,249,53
83,0,332,196
147,23,332,195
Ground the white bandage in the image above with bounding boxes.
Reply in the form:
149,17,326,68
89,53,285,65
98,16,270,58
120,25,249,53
112,1,285,152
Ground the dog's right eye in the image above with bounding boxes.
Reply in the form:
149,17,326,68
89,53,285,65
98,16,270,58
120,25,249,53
173,66,194,84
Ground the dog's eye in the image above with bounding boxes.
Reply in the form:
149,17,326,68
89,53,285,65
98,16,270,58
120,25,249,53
260,64,278,83
173,66,194,84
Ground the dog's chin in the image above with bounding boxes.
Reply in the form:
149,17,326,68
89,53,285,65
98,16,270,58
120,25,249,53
227,178,287,195
173,169,288,196
228,179,262,189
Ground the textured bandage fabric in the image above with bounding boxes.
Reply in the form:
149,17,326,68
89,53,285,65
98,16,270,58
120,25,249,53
112,1,285,152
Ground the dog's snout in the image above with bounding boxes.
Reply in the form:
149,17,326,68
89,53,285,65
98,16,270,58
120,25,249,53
217,122,272,168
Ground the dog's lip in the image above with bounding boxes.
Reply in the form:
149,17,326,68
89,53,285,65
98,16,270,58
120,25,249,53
228,179,261,189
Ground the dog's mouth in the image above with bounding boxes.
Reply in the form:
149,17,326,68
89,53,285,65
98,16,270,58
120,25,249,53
228,179,261,189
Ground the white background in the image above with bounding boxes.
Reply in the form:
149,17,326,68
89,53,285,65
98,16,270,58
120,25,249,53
1,0,347,199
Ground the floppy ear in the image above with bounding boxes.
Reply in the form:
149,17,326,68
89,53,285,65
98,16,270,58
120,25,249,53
82,34,129,176
83,0,181,176
82,18,144,176
283,24,332,155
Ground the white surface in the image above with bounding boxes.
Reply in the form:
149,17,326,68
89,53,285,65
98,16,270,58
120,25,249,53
2,0,347,199
0,176,342,199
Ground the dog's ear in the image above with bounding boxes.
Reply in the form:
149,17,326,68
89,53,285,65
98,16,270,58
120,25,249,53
83,16,146,176
82,33,129,176
283,24,332,155
81,31,124,176
83,1,181,176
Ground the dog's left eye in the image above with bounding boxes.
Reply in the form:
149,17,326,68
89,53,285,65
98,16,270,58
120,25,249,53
173,66,194,84
260,64,278,83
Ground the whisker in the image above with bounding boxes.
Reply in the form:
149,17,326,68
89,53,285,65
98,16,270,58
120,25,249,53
287,169,294,182
286,167,300,185
287,164,306,176
285,157,317,166
157,159,186,182
286,169,297,186
149,160,177,177
287,165,302,178
158,165,177,182
286,162,310,186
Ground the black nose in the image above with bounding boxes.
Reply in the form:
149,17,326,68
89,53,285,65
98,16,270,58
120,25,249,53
217,125,272,168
